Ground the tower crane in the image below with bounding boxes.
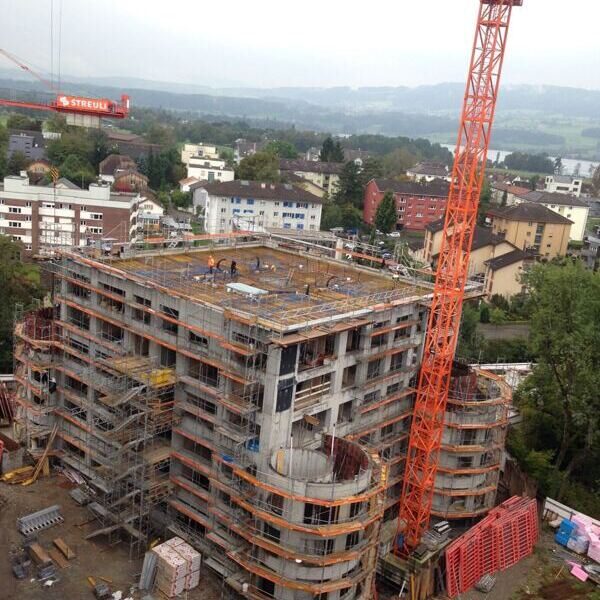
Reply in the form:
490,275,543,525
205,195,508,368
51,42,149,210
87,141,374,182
398,0,523,551
0,48,129,121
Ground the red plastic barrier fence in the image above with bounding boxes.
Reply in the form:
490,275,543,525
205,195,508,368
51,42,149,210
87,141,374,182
446,496,538,597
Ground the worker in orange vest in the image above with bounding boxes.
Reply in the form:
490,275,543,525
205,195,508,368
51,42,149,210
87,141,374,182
208,255,215,274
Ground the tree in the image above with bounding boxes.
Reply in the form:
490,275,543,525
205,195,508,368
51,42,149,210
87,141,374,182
59,154,96,187
382,148,418,177
457,302,483,360
264,140,298,159
7,151,29,175
6,114,41,131
320,136,344,162
321,203,343,231
554,156,563,175
489,307,507,327
513,261,600,504
170,190,192,209
374,191,397,234
503,152,554,174
0,236,43,372
236,151,280,182
530,174,540,191
592,164,600,197
479,305,490,323
334,161,364,208
360,157,384,184
477,182,492,225
501,189,508,207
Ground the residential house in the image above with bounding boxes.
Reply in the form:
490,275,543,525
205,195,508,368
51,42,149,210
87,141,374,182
544,174,583,197
7,129,48,161
406,161,451,183
197,180,322,234
279,159,343,198
113,169,149,193
181,143,220,165
234,138,266,163
106,131,161,161
487,202,572,258
179,176,201,192
363,178,450,231
420,219,517,278
187,156,234,183
99,154,137,183
343,149,371,167
129,196,164,239
510,190,589,242
490,182,531,206
484,249,535,299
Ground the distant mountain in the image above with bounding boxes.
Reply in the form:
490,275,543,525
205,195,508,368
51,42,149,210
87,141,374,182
0,75,598,156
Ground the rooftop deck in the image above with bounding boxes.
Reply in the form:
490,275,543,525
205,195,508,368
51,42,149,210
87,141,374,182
86,243,430,331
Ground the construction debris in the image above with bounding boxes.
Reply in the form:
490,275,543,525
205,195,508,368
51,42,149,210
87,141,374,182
48,547,70,569
21,424,58,486
17,505,64,536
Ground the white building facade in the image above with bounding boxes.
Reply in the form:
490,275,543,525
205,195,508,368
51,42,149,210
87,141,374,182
181,143,220,165
198,180,322,234
544,175,583,197
187,157,234,183
0,173,137,255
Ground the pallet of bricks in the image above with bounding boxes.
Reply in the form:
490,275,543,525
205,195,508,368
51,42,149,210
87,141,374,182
445,496,538,598
153,537,201,597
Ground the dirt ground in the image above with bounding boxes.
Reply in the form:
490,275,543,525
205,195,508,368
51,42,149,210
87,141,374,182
0,475,222,600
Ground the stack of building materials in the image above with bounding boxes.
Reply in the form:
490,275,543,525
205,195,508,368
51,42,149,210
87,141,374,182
151,537,201,597
445,496,538,598
556,515,600,561
17,505,63,536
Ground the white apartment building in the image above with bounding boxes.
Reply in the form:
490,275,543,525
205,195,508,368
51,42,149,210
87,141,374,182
0,173,137,255
186,156,234,183
544,175,583,197
180,143,220,165
513,190,589,242
196,180,322,234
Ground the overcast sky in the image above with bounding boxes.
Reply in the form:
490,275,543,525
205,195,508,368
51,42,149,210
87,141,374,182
1,0,598,89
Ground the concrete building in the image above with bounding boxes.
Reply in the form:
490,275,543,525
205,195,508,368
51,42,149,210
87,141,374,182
197,180,323,234
0,173,138,255
279,159,343,198
364,179,450,232
434,365,511,520
511,190,589,242
186,157,234,183
484,249,535,299
490,182,531,206
13,235,510,595
487,202,572,258
181,143,220,165
7,129,47,161
544,174,583,197
406,162,451,183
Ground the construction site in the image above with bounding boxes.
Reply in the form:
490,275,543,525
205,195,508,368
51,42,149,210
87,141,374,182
1,1,563,599
4,232,517,598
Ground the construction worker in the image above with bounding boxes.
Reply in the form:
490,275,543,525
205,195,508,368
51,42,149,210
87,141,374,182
230,260,238,277
208,255,215,274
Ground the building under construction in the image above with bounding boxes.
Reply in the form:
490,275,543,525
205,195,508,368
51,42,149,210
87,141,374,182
12,235,510,598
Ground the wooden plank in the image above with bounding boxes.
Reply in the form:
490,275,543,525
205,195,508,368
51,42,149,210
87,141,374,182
48,547,69,569
29,542,52,565
53,537,76,560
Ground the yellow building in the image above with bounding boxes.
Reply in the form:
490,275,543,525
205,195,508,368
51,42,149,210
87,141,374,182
484,249,535,299
487,202,572,259
421,219,516,278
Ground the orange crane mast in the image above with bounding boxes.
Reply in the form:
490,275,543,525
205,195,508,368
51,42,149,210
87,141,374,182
398,0,523,551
